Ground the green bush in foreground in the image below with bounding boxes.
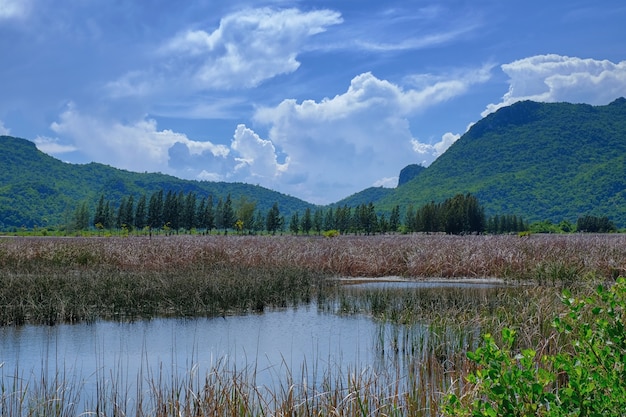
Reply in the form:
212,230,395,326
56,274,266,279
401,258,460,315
443,277,626,416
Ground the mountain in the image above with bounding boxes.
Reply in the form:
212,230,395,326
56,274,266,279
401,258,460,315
2,98,626,230
0,136,316,229
397,164,425,186
331,186,394,208
377,98,626,226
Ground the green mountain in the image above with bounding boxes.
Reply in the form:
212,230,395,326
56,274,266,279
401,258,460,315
331,186,394,208
378,98,626,226
2,98,625,230
0,136,316,229
397,164,425,186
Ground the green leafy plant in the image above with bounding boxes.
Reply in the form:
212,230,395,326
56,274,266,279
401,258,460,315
443,277,626,416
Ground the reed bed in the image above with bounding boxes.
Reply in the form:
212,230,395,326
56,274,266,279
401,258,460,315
0,233,624,325
1,352,462,417
0,233,624,415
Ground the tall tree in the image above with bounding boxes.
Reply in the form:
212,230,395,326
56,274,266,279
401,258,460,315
221,194,235,234
73,201,90,231
290,212,300,235
116,197,127,229
135,194,147,229
266,202,281,235
324,207,335,231
147,190,163,229
182,191,196,231
313,208,324,235
94,194,106,228
236,196,256,233
301,207,312,235
125,195,135,230
389,205,400,233
203,195,215,232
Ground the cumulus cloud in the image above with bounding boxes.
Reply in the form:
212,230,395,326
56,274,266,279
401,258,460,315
50,66,489,204
49,103,229,175
484,54,626,116
108,7,342,96
47,105,289,191
253,70,490,203
33,136,77,154
0,120,10,135
231,124,288,179
411,132,460,157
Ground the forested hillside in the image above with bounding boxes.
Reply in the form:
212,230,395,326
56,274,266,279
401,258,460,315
0,136,316,229
2,98,625,230
377,98,626,227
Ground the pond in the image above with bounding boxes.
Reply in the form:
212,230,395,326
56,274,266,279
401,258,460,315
0,280,509,415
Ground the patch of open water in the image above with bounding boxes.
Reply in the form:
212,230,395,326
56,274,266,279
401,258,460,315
0,280,507,412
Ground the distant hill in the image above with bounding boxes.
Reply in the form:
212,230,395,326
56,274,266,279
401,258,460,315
331,186,394,208
0,136,316,229
2,98,626,229
397,164,425,186
377,98,626,226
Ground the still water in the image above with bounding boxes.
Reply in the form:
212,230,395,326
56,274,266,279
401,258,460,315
1,305,381,387
0,281,506,412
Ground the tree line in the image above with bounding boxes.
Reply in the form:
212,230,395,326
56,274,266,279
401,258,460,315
75,190,532,236
65,190,622,236
85,190,287,235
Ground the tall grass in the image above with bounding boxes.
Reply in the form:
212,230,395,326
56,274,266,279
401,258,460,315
0,234,624,415
1,233,624,324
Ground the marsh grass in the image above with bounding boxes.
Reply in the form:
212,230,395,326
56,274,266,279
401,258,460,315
0,348,479,417
1,234,624,325
0,234,624,415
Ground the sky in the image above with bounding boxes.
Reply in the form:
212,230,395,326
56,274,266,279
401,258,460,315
1,0,625,204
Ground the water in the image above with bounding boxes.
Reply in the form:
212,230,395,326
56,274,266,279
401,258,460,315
0,281,507,413
0,304,387,405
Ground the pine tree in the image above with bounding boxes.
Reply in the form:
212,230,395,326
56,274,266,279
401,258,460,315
266,202,281,235
290,212,300,235
301,208,312,235
313,208,324,235
135,194,147,229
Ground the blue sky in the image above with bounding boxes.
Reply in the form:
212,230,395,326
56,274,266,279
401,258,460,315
1,0,625,204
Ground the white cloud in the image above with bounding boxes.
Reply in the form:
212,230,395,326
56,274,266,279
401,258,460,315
0,120,10,135
411,132,460,157
108,7,342,96
50,103,228,175
253,70,490,203
354,24,480,52
231,124,288,179
33,136,77,154
0,0,32,20
50,66,489,204
484,54,626,116
372,177,398,188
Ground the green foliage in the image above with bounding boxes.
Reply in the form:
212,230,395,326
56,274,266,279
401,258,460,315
404,193,485,234
377,99,626,227
443,277,626,416
551,280,626,415
397,163,425,186
0,136,315,230
577,214,617,233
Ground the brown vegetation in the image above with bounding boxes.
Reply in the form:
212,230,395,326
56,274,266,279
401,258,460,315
0,233,624,415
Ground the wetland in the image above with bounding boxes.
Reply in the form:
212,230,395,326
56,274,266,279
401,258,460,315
0,234,624,416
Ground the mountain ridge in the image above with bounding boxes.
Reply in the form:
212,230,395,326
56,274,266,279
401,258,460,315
1,98,625,229
376,98,626,226
0,135,316,229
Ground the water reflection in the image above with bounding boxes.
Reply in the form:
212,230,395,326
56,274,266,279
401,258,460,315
0,280,511,413
0,305,382,395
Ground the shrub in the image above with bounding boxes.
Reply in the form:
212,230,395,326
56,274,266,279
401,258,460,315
443,277,626,416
